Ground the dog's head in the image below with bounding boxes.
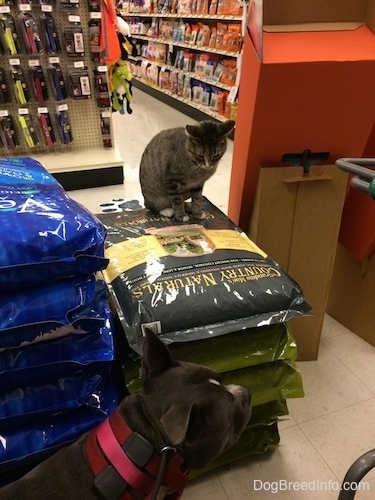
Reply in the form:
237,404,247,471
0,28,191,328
137,329,251,470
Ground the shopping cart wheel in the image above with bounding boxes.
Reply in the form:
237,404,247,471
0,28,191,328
338,448,375,499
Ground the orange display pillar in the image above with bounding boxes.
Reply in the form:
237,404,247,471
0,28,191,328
228,25,375,231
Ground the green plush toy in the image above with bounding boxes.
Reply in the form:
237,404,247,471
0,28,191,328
111,60,133,114
109,16,134,114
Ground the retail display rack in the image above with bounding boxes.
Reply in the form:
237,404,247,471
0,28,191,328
0,0,123,190
119,0,245,124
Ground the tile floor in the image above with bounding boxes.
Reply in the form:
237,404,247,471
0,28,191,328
68,88,375,499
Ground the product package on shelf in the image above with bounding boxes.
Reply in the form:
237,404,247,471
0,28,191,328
0,157,119,486
0,113,20,150
17,111,40,149
0,0,119,175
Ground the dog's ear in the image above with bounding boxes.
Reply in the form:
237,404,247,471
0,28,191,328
160,403,195,446
160,402,208,446
142,328,173,379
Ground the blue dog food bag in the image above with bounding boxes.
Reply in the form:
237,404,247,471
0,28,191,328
0,297,115,393
0,277,109,350
0,366,119,475
0,157,108,291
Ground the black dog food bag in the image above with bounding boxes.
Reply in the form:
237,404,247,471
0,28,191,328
98,198,311,354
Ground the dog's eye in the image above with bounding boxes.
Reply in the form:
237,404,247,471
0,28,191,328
208,378,221,386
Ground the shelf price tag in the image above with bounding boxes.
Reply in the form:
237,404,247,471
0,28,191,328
18,3,31,11
227,85,238,104
57,103,68,111
68,15,80,23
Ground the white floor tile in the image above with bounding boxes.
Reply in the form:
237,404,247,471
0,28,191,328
287,344,373,424
322,331,375,396
300,398,375,494
320,313,351,340
183,473,229,500
216,426,339,499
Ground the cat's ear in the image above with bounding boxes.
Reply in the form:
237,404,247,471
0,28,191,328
185,124,200,139
220,120,236,136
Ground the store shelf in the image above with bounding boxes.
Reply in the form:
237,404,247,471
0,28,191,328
124,7,244,122
131,58,233,91
132,78,236,136
121,12,242,20
31,148,124,190
131,34,240,57
32,147,123,173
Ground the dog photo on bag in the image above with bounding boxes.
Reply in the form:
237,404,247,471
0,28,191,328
0,329,251,500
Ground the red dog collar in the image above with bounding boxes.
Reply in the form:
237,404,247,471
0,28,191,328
86,409,190,499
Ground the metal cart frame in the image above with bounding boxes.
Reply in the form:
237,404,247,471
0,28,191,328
336,158,375,500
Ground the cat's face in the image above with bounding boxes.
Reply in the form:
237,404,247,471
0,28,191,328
185,120,235,170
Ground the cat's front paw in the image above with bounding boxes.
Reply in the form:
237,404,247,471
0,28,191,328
159,208,174,218
192,210,208,220
175,214,189,222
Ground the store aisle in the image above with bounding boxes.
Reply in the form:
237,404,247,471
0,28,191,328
68,89,375,499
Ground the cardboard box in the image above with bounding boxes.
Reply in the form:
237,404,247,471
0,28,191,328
249,165,348,360
228,0,375,231
263,0,375,32
327,244,375,347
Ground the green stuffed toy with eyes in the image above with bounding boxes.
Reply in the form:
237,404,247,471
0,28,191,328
108,16,134,114
110,59,133,114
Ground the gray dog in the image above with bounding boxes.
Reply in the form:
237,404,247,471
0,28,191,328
0,329,251,499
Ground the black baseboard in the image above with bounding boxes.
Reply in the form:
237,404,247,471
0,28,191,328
53,166,124,191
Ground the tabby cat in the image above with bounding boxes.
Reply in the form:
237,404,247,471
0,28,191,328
139,119,235,222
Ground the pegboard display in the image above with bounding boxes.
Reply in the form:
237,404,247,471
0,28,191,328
0,0,121,174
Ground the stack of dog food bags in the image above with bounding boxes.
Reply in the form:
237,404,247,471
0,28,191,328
97,198,308,473
0,158,119,485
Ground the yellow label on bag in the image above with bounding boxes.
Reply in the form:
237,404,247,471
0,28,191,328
103,228,267,283
103,235,168,282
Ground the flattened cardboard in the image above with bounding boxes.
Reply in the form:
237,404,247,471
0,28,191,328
263,0,370,31
263,22,362,33
249,165,348,360
263,26,375,63
339,183,375,260
327,244,375,347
